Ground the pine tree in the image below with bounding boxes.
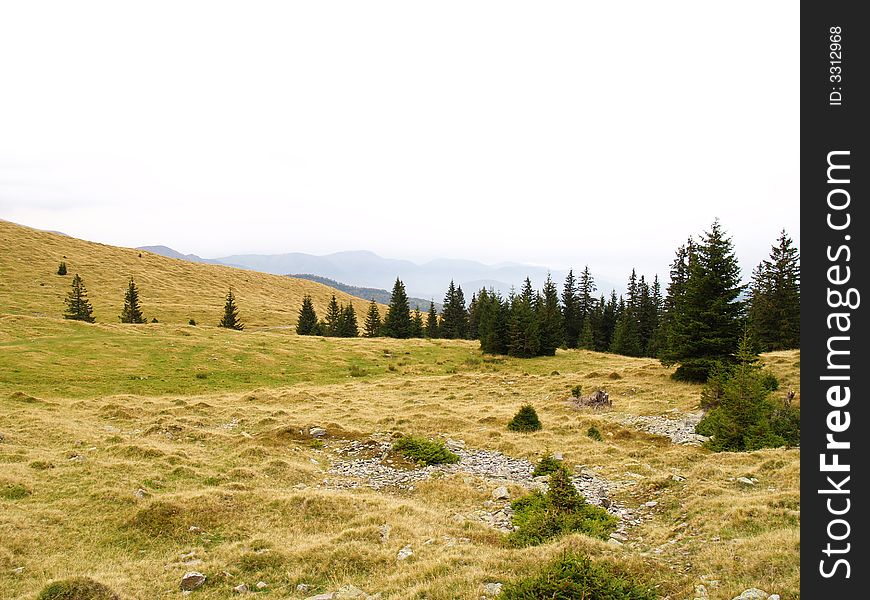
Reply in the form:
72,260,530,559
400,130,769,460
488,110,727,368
537,274,563,356
425,301,439,338
364,299,381,337
296,295,320,335
218,288,243,330
323,294,342,336
467,293,480,339
119,277,146,323
595,291,618,351
63,273,95,323
411,308,425,338
383,278,412,338
577,266,597,338
561,270,580,348
508,279,540,358
748,230,800,350
579,318,595,350
57,261,67,276
646,275,666,357
661,220,744,382
337,304,359,337
477,289,508,354
441,280,468,339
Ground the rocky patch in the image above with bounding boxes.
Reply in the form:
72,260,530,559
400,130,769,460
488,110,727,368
616,410,708,445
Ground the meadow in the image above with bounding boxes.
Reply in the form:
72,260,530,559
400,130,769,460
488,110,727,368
0,221,800,599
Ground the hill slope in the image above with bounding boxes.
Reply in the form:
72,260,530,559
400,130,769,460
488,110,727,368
289,274,441,313
0,220,382,328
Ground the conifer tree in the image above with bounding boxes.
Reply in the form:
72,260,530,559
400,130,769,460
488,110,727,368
218,288,243,330
63,273,95,323
364,299,381,337
595,291,618,351
577,266,597,338
508,279,540,358
477,289,509,354
57,261,67,276
748,230,800,350
425,301,439,338
383,278,412,338
561,270,580,348
441,280,468,339
323,294,342,336
119,277,146,323
411,308,425,338
338,304,359,337
296,295,320,335
537,274,563,356
661,220,743,382
579,318,595,350
467,293,480,339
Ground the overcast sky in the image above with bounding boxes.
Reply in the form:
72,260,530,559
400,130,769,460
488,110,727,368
0,1,798,283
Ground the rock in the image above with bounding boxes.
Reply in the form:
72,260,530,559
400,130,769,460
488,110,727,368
134,488,149,499
644,501,658,507
256,581,268,590
11,567,24,574
607,538,623,546
737,477,756,486
305,594,335,600
492,486,510,500
309,427,327,438
180,572,207,591
671,474,686,482
334,584,368,598
396,545,413,561
483,582,503,596
731,589,769,600
610,532,628,541
378,524,391,543
297,584,311,593
552,452,564,461
768,596,780,600
694,584,709,598
570,389,612,408
233,583,249,594
188,526,203,533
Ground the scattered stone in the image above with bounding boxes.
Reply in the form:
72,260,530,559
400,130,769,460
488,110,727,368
134,488,149,499
607,538,623,546
180,572,207,591
256,581,268,590
297,584,311,593
617,412,707,445
694,583,709,598
737,477,756,486
188,526,203,533
378,524,391,543
309,427,327,438
570,389,611,409
671,474,686,482
644,501,658,507
396,545,413,561
233,583,249,594
491,486,510,500
731,589,770,600
11,567,24,574
552,452,564,461
482,582,503,596
305,594,335,600
610,532,628,542
334,584,369,598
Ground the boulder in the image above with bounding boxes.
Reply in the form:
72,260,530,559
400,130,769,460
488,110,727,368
309,427,327,438
491,486,510,500
571,389,611,408
180,572,207,591
233,583,249,594
731,589,769,600
483,582,503,596
396,545,413,561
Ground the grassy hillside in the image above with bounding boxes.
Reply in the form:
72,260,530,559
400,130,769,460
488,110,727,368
0,220,799,600
0,220,382,328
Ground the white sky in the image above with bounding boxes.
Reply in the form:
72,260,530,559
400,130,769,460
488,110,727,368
0,1,798,282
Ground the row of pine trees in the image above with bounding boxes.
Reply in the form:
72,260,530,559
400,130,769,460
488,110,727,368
295,221,799,383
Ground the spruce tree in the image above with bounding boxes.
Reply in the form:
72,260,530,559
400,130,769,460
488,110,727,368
477,289,509,354
119,277,146,323
508,279,540,358
57,261,67,276
425,301,439,338
661,220,744,382
577,266,597,338
411,308,425,338
441,280,468,339
537,274,563,356
323,294,342,336
338,304,359,337
296,295,320,335
561,270,580,348
218,288,244,330
748,230,800,350
596,291,618,351
467,292,480,339
63,273,95,323
364,299,381,337
383,278,412,338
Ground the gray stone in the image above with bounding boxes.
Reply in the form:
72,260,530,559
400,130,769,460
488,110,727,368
731,589,769,600
305,594,335,600
396,545,413,561
296,584,311,593
180,572,207,591
378,523,391,543
335,584,368,598
309,427,327,438
255,581,267,590
134,488,149,499
483,582,503,596
694,583,709,598
492,486,510,500
737,477,756,486
768,595,780,600
233,583,249,594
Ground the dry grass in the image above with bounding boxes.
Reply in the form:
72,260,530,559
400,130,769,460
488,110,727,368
0,222,800,599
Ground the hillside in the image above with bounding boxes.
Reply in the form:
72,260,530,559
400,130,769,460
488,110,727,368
0,220,382,328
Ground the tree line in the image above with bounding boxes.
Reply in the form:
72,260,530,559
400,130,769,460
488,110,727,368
295,220,799,383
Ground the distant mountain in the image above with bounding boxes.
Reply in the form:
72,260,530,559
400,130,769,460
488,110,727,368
137,245,226,266
289,274,441,313
139,246,620,300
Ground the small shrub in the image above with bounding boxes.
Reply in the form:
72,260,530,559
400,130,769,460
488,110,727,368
195,372,208,380
760,371,780,392
57,261,67,276
0,483,31,500
500,553,657,600
151,317,159,323
507,405,542,432
348,365,368,377
587,425,603,441
38,577,120,600
508,468,617,547
392,435,459,466
188,318,197,326
532,454,566,477
29,460,55,470
570,385,582,398
608,372,622,380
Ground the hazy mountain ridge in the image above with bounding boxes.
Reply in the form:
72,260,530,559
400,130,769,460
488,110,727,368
289,274,442,313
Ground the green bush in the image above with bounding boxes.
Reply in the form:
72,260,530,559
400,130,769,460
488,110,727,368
508,468,617,547
587,425,603,441
570,385,582,398
500,553,657,600
392,435,459,466
532,454,566,477
38,577,120,600
57,261,67,276
507,405,542,432
188,318,197,326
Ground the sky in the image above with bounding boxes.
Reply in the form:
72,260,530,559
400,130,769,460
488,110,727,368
0,1,799,283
